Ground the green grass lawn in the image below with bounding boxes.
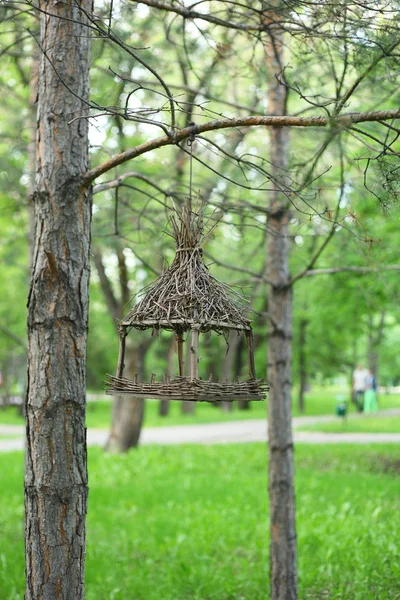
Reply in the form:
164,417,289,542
300,415,400,434
1,387,399,429
1,444,400,599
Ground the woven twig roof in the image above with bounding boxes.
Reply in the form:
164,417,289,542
121,200,251,332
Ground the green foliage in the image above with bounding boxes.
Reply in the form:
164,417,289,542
1,444,400,599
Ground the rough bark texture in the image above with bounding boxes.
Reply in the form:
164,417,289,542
298,319,308,414
265,16,298,600
106,338,146,452
25,1,92,598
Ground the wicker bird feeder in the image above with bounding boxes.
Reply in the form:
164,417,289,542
105,199,267,403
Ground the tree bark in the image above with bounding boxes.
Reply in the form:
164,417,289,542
265,15,298,600
106,339,146,452
298,319,308,414
25,1,92,598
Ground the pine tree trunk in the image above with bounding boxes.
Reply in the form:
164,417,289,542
265,16,298,600
106,340,146,452
25,1,92,598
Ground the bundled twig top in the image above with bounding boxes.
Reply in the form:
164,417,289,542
121,199,251,332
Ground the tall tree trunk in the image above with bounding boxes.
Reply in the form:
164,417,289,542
265,16,298,600
106,339,146,452
298,319,308,414
25,1,92,598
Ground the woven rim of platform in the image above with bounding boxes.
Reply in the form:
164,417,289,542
121,200,251,333
105,374,268,402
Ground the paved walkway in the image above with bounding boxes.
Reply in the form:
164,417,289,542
1,410,399,452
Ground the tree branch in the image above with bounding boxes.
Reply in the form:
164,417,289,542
117,248,130,308
290,142,345,285
303,265,400,277
0,324,26,350
204,250,274,286
133,0,265,32
93,250,120,324
83,109,400,185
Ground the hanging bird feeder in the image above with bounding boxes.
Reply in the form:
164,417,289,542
105,130,267,403
105,199,267,403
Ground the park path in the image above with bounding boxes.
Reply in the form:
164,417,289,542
0,409,399,452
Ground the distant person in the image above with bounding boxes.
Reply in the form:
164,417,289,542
364,369,378,413
352,364,369,412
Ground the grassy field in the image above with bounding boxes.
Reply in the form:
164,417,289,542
300,415,400,434
1,386,399,429
1,444,400,599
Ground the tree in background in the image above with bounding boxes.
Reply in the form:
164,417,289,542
93,244,153,451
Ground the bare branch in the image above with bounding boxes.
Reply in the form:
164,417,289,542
83,109,400,184
0,323,26,350
93,250,120,324
117,248,130,308
133,0,265,32
303,265,400,277
204,250,274,286
290,140,345,285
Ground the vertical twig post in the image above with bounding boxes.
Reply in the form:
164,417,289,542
176,330,184,376
116,326,127,378
190,327,199,381
245,329,256,379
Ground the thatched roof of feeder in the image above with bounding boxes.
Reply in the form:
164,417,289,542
121,200,251,333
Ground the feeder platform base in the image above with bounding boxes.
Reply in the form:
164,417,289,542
105,374,267,403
